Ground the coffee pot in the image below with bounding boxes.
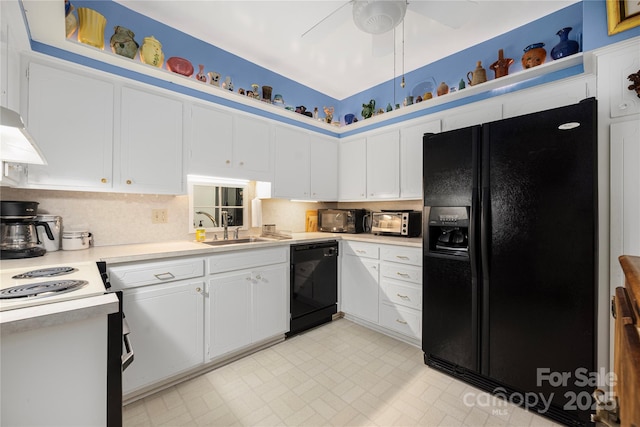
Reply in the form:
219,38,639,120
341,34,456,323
0,200,54,259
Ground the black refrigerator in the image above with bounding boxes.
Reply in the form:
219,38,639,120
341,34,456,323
422,98,597,426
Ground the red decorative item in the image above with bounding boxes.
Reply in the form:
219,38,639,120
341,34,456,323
166,57,194,77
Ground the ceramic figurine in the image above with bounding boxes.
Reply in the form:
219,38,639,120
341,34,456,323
110,26,138,59
415,95,422,103
386,103,393,112
238,88,245,95
140,36,164,67
467,61,487,86
222,76,233,91
208,71,220,86
323,106,334,123
490,49,514,78
521,43,546,69
251,84,260,99
196,64,207,82
550,27,579,60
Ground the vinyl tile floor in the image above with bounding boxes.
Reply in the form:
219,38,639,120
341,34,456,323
123,319,562,426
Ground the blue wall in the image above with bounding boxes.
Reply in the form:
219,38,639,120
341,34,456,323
31,0,640,136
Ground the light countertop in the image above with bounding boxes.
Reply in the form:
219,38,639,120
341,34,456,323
1,232,422,269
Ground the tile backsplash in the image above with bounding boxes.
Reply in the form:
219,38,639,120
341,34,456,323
1,187,422,247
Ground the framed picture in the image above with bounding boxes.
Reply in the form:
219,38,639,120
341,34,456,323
607,0,640,35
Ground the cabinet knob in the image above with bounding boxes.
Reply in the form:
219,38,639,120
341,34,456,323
101,178,108,183
239,161,244,166
196,287,202,293
126,179,132,185
618,103,628,110
226,160,231,164
255,274,262,280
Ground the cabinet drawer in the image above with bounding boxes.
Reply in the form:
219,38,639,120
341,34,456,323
380,246,421,266
109,258,205,290
379,302,421,340
380,278,421,310
208,246,288,274
342,241,379,259
380,262,421,284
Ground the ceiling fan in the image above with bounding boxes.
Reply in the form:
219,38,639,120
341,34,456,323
301,0,478,57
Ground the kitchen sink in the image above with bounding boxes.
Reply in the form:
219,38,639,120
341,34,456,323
201,237,269,246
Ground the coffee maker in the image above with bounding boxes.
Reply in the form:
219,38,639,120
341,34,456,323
1,201,54,259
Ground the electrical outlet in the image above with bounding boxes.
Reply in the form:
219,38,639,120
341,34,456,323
152,209,168,224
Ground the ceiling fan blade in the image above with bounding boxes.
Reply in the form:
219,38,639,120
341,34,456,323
301,1,352,41
372,32,394,57
409,0,478,29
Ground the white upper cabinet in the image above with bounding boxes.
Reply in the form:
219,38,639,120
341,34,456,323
233,115,273,182
309,134,338,200
400,120,441,199
273,126,338,201
273,126,311,199
119,86,184,194
366,129,400,199
597,41,640,118
188,103,234,176
338,137,367,200
25,61,115,190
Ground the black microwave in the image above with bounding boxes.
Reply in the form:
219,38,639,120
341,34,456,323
317,209,367,233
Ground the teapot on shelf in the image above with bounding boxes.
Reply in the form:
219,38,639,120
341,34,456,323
467,61,487,86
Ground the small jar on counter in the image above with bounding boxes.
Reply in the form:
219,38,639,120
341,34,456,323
62,230,93,250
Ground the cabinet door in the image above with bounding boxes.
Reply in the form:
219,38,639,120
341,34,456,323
400,120,441,199
188,104,233,175
310,135,338,201
341,255,379,323
610,119,640,286
366,130,399,199
122,280,205,394
338,137,366,200
233,115,272,181
119,87,183,194
273,126,310,199
252,263,288,342
26,62,114,190
207,271,252,359
598,42,640,118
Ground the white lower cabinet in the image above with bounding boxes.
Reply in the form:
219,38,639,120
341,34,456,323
206,247,288,360
121,279,205,394
341,241,422,343
341,241,380,323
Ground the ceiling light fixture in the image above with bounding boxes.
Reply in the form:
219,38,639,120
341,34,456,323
352,0,408,35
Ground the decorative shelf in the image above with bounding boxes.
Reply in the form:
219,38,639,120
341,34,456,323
22,0,586,136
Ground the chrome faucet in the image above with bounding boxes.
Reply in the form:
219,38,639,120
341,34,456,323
195,211,217,227
221,210,229,240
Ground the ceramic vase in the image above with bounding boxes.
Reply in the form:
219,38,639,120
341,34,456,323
437,82,449,96
262,85,272,102
77,7,107,49
490,49,514,78
550,27,579,60
110,26,138,59
521,43,546,69
208,71,220,86
140,36,164,67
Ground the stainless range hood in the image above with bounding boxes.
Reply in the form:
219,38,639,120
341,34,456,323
0,106,46,165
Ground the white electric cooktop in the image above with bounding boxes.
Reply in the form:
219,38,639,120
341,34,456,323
0,261,108,312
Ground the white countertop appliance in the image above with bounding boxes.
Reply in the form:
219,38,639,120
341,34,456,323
371,211,422,237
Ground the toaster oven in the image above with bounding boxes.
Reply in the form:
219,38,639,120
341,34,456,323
371,211,421,237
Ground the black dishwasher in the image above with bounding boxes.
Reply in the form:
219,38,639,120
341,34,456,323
288,241,338,336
